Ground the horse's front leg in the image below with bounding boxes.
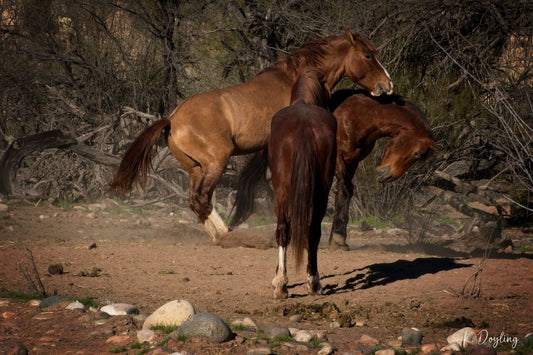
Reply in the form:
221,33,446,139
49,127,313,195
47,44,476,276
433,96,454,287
272,222,289,299
329,163,357,250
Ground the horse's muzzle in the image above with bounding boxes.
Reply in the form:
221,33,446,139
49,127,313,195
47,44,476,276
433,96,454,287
376,165,395,183
371,81,394,96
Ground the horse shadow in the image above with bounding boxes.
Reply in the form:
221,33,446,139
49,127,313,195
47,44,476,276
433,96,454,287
288,256,472,297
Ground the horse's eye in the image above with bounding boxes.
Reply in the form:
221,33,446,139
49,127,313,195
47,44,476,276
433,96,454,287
413,151,420,159
365,54,372,60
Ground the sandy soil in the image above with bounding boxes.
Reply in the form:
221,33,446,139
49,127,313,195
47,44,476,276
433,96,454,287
0,200,532,354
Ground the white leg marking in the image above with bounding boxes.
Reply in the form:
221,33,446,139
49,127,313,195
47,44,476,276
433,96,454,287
203,209,228,244
272,246,288,298
306,271,322,296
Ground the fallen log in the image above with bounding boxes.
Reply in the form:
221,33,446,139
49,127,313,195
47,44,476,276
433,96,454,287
0,130,77,196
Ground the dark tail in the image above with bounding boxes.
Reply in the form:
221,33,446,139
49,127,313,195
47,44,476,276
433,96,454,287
229,152,269,228
110,119,170,193
289,136,316,271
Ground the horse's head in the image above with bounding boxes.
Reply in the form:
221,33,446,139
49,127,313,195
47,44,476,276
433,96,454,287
336,30,393,97
375,134,437,182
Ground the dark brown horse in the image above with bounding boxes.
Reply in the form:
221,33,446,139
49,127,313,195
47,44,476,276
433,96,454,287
328,89,437,249
110,30,392,243
230,89,436,250
269,67,337,298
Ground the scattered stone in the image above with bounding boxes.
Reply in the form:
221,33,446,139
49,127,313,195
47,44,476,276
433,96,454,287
318,342,334,355
289,314,302,322
401,327,423,345
89,203,107,212
137,329,156,343
39,214,50,220
358,334,379,346
65,300,85,311
441,342,462,352
355,320,366,327
174,312,233,343
105,335,132,345
264,325,291,339
420,343,438,354
313,330,327,340
294,329,315,342
232,316,258,330
447,327,478,348
47,263,64,275
28,299,41,307
39,295,69,309
288,327,299,337
142,299,195,330
329,321,341,329
3,311,17,319
0,203,8,212
375,349,395,355
88,242,97,249
247,346,273,355
100,303,138,316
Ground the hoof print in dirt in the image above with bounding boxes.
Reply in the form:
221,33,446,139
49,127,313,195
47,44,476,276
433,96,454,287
173,312,233,343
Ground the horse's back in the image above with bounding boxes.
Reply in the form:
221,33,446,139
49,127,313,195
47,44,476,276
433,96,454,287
168,69,294,155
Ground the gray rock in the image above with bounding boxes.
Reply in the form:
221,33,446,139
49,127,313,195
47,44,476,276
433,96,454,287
39,295,69,308
100,303,138,316
264,325,291,339
174,313,233,343
401,327,423,345
142,300,195,330
524,332,533,346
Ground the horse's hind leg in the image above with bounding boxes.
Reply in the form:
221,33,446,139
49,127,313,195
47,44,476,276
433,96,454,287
188,163,228,243
272,221,289,299
306,219,322,295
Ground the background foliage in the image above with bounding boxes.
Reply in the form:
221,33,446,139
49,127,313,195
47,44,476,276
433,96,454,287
1,0,531,223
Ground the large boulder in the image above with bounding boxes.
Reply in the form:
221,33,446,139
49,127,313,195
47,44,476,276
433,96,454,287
142,299,195,330
173,312,233,343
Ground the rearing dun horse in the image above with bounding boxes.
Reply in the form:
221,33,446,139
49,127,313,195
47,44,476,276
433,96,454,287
110,30,392,243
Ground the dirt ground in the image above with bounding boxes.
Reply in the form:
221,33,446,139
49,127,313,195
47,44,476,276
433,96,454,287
0,200,532,354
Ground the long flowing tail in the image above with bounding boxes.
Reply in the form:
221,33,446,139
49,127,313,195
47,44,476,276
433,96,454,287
229,151,269,228
289,135,316,271
110,119,170,193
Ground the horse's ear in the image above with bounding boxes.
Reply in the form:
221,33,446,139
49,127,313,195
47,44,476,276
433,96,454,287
344,30,356,45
